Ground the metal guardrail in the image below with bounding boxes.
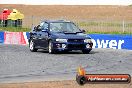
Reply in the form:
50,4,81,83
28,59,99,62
0,16,132,33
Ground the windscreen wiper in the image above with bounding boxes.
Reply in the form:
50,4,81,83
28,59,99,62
58,31,82,34
75,31,83,33
58,31,72,33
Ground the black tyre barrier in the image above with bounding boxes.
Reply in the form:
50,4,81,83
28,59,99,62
7,19,22,27
0,20,8,27
17,19,22,27
0,20,1,26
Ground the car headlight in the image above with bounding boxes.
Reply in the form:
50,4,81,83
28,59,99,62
56,39,67,42
84,39,92,43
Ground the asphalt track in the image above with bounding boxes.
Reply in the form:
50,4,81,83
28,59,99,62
0,44,132,83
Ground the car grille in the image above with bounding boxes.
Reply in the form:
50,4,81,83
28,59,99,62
68,44,85,49
68,39,84,43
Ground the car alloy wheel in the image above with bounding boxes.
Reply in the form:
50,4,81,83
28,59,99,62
82,50,91,54
30,40,34,50
48,41,55,54
29,40,37,52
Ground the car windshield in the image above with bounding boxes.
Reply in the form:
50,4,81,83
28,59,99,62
50,22,81,33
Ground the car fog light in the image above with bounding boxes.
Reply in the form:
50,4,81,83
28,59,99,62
56,44,61,48
84,39,92,43
62,44,66,48
86,44,90,48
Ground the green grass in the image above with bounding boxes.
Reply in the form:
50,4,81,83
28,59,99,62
0,27,131,35
0,22,132,35
77,21,132,34
0,27,30,32
78,22,132,27
87,31,132,35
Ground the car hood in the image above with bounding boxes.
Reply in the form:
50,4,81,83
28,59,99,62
51,32,91,39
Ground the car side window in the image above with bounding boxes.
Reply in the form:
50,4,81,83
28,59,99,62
38,22,44,30
38,22,48,30
43,23,48,30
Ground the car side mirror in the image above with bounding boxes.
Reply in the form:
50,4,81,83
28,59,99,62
82,29,86,33
34,26,37,30
32,26,37,31
34,25,41,31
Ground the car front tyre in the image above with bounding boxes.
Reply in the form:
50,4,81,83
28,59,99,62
29,39,38,52
82,49,91,54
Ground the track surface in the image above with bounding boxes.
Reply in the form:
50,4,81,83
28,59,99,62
0,44,132,83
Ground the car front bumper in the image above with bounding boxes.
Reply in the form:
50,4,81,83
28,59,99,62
52,42,93,51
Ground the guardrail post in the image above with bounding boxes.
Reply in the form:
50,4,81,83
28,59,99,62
122,20,125,33
31,15,34,28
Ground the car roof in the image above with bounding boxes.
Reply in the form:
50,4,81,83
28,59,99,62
42,20,72,23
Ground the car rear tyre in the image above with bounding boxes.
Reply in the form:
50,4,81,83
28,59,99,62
48,41,55,54
29,40,38,52
82,50,91,54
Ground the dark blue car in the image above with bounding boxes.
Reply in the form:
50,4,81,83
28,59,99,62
29,20,93,54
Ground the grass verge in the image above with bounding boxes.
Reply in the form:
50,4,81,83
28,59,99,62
0,27,131,35
87,31,132,35
0,27,30,32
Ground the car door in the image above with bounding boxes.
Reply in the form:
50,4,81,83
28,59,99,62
37,22,49,48
30,25,41,47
